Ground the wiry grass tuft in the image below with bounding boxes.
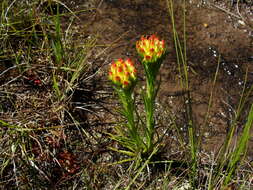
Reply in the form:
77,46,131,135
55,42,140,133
166,0,253,189
0,0,102,189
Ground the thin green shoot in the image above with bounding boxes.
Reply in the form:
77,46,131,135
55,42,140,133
213,69,253,188
200,55,221,150
167,0,197,186
223,103,253,187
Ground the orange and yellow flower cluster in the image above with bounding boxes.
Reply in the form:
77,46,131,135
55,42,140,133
108,58,137,89
136,34,166,63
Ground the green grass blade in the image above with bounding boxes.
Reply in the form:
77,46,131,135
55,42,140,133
223,103,253,186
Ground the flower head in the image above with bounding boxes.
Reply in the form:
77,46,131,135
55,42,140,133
136,34,166,63
109,58,137,89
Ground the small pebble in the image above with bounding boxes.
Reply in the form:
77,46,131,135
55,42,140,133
238,20,246,26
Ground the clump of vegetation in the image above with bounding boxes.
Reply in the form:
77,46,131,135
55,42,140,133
0,0,98,189
108,35,167,164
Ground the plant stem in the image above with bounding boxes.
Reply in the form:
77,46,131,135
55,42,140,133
146,77,155,152
117,88,142,152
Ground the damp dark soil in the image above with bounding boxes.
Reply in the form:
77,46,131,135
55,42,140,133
63,0,253,157
1,0,253,188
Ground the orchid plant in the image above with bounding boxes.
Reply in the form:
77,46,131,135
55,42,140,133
109,35,167,161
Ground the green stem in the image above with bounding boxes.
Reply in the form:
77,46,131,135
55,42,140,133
145,73,156,152
117,88,142,152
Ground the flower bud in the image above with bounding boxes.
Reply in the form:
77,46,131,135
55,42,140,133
109,58,137,89
136,34,166,63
